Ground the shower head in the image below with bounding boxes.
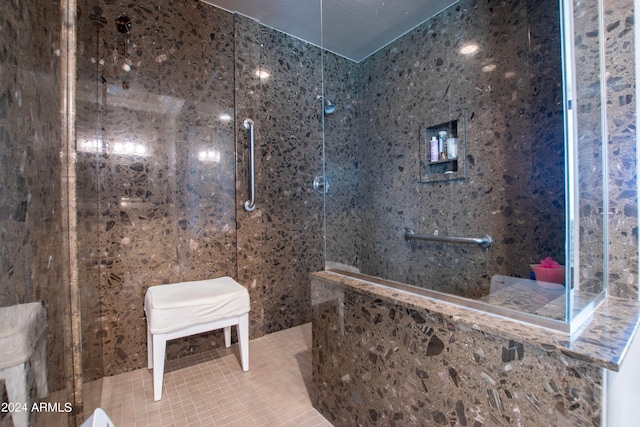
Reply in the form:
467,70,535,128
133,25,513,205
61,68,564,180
323,98,336,115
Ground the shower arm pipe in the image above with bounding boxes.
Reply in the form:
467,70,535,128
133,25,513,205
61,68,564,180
404,228,494,249
243,119,256,212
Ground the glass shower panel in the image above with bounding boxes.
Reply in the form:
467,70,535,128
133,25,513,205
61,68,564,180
77,4,324,413
235,10,325,335
321,50,362,274
0,0,74,423
76,1,237,415
324,0,566,283
321,0,606,330
75,0,105,403
568,0,608,319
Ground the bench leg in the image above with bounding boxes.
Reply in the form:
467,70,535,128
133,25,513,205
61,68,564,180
152,333,167,401
147,323,152,369
238,313,249,371
33,336,48,399
4,363,29,427
224,326,231,348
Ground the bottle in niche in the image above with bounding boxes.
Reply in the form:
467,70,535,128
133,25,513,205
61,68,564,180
430,136,439,162
438,131,448,160
447,137,457,159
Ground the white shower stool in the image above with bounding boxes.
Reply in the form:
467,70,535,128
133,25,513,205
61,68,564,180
0,302,48,427
144,277,250,401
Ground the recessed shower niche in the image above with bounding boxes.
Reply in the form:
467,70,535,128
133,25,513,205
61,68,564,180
420,110,467,183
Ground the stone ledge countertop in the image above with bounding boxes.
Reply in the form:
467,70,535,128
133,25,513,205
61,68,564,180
311,270,640,372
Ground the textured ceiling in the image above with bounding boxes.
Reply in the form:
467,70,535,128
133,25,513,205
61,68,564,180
201,0,458,62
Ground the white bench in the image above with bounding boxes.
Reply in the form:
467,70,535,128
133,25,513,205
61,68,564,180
144,277,250,401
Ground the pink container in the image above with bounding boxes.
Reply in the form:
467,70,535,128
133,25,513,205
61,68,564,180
530,264,565,286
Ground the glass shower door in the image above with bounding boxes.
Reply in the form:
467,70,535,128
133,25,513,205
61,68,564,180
77,3,325,417
75,2,238,417
234,10,325,335
321,0,608,332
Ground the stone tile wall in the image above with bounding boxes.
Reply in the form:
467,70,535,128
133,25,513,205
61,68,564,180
528,0,566,262
326,0,566,298
2,0,634,423
603,0,638,299
574,0,608,295
312,281,603,426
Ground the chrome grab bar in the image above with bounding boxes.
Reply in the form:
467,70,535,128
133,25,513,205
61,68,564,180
243,118,256,212
404,228,493,249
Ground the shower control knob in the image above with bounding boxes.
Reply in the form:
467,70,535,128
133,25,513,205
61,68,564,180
313,176,329,195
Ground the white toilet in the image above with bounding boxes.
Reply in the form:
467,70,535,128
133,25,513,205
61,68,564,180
81,408,115,427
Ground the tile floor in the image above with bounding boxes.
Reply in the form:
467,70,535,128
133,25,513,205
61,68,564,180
38,322,332,426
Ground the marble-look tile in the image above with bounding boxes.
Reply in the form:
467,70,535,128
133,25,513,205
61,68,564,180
311,271,640,425
312,270,640,372
573,0,607,296
2,0,636,424
324,0,638,314
603,0,638,299
527,0,566,261
312,275,605,426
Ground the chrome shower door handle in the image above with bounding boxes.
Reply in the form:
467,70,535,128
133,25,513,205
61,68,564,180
243,118,256,211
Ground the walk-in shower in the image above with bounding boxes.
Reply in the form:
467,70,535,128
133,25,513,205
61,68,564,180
321,0,608,333
6,0,628,424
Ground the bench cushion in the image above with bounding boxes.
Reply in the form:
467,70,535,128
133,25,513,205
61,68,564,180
145,277,250,334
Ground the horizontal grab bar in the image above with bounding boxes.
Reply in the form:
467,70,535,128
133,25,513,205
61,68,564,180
404,228,493,249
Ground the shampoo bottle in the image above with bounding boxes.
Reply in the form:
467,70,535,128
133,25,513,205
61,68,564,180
447,138,457,159
438,131,448,160
430,136,439,162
